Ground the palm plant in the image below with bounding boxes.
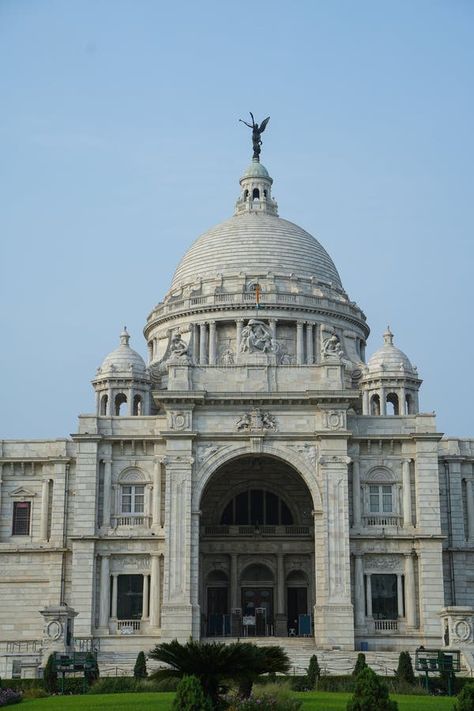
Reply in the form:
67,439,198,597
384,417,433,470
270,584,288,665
149,639,289,707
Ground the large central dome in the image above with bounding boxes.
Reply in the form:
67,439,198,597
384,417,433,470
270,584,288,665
171,211,342,291
168,159,343,295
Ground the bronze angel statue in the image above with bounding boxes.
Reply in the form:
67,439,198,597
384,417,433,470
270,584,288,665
239,112,270,160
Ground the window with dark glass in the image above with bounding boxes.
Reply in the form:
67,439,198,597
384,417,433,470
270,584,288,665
220,490,293,525
12,501,31,535
371,574,398,619
117,574,143,620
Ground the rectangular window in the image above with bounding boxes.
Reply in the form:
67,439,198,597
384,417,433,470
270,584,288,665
121,485,145,515
382,485,393,513
12,501,31,535
369,485,393,513
369,485,379,513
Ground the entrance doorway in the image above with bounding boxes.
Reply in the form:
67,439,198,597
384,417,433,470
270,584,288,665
242,588,273,636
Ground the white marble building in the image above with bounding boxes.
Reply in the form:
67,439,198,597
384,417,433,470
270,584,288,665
1,150,474,677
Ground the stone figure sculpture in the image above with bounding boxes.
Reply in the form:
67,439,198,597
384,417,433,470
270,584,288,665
169,331,189,361
321,333,344,360
239,112,270,160
240,319,277,354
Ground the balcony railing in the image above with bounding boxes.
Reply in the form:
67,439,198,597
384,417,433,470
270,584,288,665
117,620,141,634
363,515,402,527
2,640,41,653
374,619,399,632
112,515,152,528
202,525,311,537
73,637,100,652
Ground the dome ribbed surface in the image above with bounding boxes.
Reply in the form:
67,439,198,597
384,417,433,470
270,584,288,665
100,344,146,374
368,344,414,372
171,212,342,289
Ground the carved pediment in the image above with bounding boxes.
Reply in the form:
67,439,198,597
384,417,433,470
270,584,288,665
9,487,36,498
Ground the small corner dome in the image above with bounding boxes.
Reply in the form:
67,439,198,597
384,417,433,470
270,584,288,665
367,327,416,374
98,328,147,375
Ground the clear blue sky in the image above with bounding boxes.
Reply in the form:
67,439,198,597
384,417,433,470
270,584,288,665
1,0,473,438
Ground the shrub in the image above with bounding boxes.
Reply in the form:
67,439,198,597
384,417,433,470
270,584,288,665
87,677,139,694
43,654,58,694
84,653,99,685
21,687,48,699
395,651,415,685
133,651,147,679
454,682,474,711
318,675,356,693
307,655,321,690
352,653,368,677
172,675,212,711
346,667,397,711
0,688,22,707
289,676,309,692
154,677,181,692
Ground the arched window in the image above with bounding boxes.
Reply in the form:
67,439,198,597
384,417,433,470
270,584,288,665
115,393,127,416
133,395,142,416
252,188,260,200
386,393,399,415
115,469,149,527
100,394,108,416
220,489,293,526
370,394,380,416
365,469,396,520
243,189,249,200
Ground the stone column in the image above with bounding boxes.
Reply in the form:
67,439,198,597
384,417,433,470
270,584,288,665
152,457,162,528
354,555,365,628
306,323,314,364
108,388,113,415
466,479,474,542
190,324,197,363
380,388,387,416
103,459,112,529
40,479,51,541
397,574,404,617
366,574,372,617
150,554,161,628
128,387,134,415
314,452,354,649
230,553,239,610
296,321,304,365
199,323,208,365
404,553,416,627
111,574,118,618
269,318,277,340
352,461,361,528
161,453,197,640
362,391,369,415
142,574,149,619
275,553,287,635
236,319,244,361
208,320,217,365
402,459,413,528
99,555,111,629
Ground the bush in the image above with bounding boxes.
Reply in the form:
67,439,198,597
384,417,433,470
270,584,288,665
43,654,58,694
0,688,22,707
21,687,48,699
84,653,99,685
172,675,212,711
395,651,415,685
454,682,474,711
133,651,147,679
154,677,181,692
352,653,368,677
88,677,140,694
346,667,397,711
228,683,302,711
307,655,321,690
289,676,310,692
318,675,356,693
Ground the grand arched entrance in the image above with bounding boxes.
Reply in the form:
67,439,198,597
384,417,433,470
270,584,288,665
200,455,314,637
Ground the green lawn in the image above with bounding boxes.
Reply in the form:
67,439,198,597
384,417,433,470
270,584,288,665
21,691,456,710
296,691,455,710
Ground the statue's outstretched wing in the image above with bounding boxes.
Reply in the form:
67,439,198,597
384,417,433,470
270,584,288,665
259,116,270,133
